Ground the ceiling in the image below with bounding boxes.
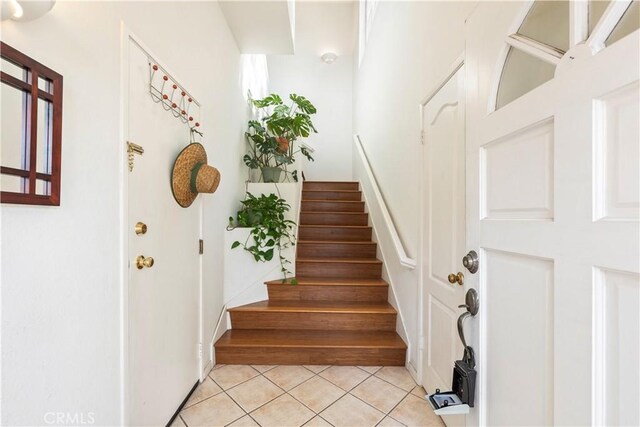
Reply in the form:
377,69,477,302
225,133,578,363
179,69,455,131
219,0,356,56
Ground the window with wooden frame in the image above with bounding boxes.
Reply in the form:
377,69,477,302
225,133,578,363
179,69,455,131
1,41,63,206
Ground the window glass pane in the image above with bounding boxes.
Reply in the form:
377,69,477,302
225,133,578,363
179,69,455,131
496,48,556,109
1,175,27,193
589,0,611,34
606,1,639,46
0,58,25,81
38,76,53,94
1,82,28,170
518,0,570,52
36,98,53,174
36,179,50,196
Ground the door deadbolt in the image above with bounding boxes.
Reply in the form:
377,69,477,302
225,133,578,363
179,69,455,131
462,250,479,274
448,272,464,286
135,222,148,235
136,255,154,269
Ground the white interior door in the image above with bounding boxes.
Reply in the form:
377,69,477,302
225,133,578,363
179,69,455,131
127,39,201,425
466,2,639,426
421,64,466,423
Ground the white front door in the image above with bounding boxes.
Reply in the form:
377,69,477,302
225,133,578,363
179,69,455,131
126,38,202,425
421,63,466,422
466,2,639,426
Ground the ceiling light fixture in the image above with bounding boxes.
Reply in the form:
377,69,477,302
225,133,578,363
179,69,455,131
1,0,55,22
321,52,337,64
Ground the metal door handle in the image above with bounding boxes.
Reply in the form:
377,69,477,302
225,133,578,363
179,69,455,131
136,255,154,269
448,272,464,286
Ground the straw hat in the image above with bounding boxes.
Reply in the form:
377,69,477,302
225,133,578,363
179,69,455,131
171,143,221,208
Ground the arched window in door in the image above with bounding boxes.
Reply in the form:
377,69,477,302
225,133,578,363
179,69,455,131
495,0,639,110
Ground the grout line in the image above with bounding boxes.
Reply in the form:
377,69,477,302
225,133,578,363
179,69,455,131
178,414,188,426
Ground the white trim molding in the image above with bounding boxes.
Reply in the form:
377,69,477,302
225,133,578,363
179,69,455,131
353,135,416,269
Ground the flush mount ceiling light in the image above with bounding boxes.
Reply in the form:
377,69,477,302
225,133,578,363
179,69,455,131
1,0,55,22
321,52,338,64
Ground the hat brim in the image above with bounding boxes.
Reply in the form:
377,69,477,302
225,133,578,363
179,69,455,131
171,143,207,208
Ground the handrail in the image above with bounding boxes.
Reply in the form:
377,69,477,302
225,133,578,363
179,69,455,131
354,135,416,270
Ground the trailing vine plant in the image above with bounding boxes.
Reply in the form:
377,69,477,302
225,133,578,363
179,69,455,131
228,192,298,283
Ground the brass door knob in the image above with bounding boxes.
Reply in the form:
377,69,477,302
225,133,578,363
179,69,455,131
448,272,464,286
135,222,148,235
136,255,154,269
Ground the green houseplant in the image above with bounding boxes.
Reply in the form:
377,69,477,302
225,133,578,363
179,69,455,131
228,192,298,283
244,93,317,182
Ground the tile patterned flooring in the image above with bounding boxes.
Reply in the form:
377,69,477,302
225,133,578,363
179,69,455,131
173,365,444,427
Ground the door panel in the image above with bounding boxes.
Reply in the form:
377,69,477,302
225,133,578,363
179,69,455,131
127,39,201,425
466,3,639,426
421,65,466,419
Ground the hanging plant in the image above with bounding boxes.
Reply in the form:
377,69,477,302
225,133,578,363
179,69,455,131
228,192,298,283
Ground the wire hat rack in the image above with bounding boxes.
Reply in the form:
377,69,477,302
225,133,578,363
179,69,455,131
148,60,203,142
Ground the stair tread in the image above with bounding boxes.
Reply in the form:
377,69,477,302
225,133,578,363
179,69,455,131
297,241,375,246
304,181,359,184
297,257,382,264
216,329,406,349
301,212,367,215
300,225,371,228
302,199,364,204
302,189,361,193
266,277,388,287
228,300,396,314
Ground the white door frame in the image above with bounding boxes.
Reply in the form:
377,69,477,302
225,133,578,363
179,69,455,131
418,53,465,387
118,23,204,425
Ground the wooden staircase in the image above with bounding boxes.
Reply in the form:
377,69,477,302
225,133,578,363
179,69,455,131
215,181,407,366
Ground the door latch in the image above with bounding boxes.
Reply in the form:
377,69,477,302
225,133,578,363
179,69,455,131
127,141,144,172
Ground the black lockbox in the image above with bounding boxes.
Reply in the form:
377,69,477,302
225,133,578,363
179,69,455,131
428,347,477,413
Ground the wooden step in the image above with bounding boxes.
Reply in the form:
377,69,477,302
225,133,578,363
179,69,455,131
214,329,406,366
297,241,377,259
301,200,365,213
303,181,359,191
228,300,396,331
302,190,362,201
299,225,373,242
300,212,368,226
266,278,388,302
296,258,383,279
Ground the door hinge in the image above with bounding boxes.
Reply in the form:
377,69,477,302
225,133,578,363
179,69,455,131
421,131,425,145
419,335,425,351
199,342,203,358
199,239,204,254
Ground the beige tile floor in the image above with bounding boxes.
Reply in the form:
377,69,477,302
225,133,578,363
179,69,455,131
174,365,444,427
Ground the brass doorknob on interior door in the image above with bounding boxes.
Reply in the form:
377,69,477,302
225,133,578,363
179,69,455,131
135,222,148,235
448,272,464,286
136,255,154,269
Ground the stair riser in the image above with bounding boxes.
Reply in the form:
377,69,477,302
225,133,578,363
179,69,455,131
215,347,405,366
297,242,377,259
302,191,362,201
230,312,396,331
300,213,368,226
299,226,372,241
303,182,359,191
302,201,365,213
297,261,382,279
267,284,388,302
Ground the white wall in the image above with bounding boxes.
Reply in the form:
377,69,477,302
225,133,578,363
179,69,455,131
267,1,355,181
0,2,247,425
353,1,477,375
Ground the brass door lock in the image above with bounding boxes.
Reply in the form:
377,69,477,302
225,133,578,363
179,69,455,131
136,255,154,269
127,141,144,172
448,272,464,286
